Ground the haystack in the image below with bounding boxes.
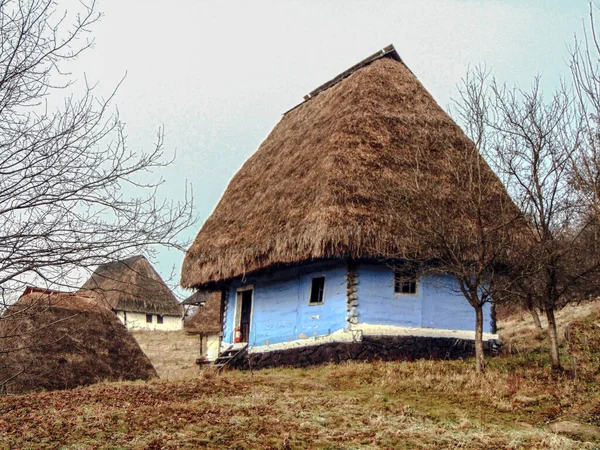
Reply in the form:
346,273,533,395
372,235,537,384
0,291,158,394
181,45,515,289
182,290,222,361
183,290,222,336
80,256,183,329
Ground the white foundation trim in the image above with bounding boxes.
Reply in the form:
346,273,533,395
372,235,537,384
353,323,499,341
246,324,499,354
249,329,353,353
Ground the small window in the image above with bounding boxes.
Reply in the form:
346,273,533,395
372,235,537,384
394,270,417,294
309,277,325,304
157,314,164,324
146,314,153,323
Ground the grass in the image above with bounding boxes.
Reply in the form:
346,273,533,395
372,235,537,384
131,330,200,380
499,299,600,354
0,303,598,449
0,358,596,449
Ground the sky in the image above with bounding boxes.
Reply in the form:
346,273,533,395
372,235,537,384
61,0,592,297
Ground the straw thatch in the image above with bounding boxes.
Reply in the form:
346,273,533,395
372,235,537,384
181,46,518,288
0,291,158,394
80,256,183,317
183,291,222,336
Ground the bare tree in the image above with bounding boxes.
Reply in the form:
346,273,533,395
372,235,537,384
395,72,523,373
0,0,195,306
571,2,600,236
459,69,596,370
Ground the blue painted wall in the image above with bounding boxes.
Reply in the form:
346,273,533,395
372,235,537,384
222,261,493,348
357,263,492,332
222,261,347,346
356,263,422,327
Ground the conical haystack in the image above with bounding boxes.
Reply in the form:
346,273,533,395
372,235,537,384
183,290,222,336
0,291,158,394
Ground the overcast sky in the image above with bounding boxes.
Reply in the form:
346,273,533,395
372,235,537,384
65,0,591,296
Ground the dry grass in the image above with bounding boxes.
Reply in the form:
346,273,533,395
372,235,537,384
0,357,597,449
132,331,200,380
499,299,600,353
1,306,598,448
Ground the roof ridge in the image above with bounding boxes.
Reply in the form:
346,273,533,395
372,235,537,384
284,44,403,116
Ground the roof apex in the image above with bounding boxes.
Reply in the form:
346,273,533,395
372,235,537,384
285,44,403,115
79,256,183,316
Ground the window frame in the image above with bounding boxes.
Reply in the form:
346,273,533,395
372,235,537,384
309,276,326,305
157,314,164,324
146,313,153,323
394,269,418,295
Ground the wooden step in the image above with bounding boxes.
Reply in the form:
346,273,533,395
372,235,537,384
212,344,248,372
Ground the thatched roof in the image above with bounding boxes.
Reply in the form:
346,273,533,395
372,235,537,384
181,45,518,288
0,291,158,394
80,256,183,316
183,290,221,336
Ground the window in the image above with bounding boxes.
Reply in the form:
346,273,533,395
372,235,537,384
394,269,417,294
309,277,325,304
157,314,164,324
146,314,153,323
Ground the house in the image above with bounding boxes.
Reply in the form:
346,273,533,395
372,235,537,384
182,290,222,362
80,255,184,330
0,290,157,394
181,45,511,368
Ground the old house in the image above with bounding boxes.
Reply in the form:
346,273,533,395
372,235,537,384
183,290,222,362
0,290,157,394
181,45,510,367
80,256,184,330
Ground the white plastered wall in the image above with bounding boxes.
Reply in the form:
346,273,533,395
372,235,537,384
115,310,182,331
205,334,221,361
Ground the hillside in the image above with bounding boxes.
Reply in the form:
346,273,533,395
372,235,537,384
0,302,598,449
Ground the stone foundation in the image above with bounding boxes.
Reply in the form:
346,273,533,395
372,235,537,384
231,336,494,370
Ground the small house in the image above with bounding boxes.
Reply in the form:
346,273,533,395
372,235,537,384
181,45,509,368
80,255,184,330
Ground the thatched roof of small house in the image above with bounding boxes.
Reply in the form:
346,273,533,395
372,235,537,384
183,290,221,336
0,291,158,394
80,256,183,317
181,45,519,289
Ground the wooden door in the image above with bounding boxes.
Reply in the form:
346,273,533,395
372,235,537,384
240,289,253,342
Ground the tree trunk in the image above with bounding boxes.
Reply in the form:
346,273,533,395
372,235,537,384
529,307,543,329
475,304,485,373
545,307,561,369
524,293,542,329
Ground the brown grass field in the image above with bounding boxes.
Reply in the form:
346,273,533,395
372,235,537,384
131,330,200,380
0,303,599,449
